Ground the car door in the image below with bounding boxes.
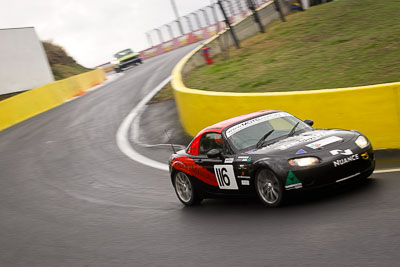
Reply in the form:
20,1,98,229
196,132,239,190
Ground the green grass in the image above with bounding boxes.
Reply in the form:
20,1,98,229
0,91,24,101
148,82,174,104
51,63,92,80
183,0,400,93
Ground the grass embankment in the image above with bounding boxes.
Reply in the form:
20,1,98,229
42,41,92,80
152,0,400,102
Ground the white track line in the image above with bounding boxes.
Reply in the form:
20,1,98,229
116,77,400,175
116,76,171,172
373,168,400,174
131,94,185,150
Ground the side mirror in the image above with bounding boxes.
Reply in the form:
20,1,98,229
207,149,222,159
304,119,314,127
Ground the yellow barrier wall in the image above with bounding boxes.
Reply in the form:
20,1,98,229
172,38,400,150
0,68,106,130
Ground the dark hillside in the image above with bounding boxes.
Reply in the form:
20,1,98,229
42,41,92,80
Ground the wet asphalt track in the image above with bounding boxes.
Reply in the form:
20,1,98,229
1,45,400,266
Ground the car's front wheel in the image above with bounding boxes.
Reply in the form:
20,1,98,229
255,169,284,207
174,171,202,206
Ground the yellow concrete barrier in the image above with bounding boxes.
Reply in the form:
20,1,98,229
0,68,106,131
172,39,400,150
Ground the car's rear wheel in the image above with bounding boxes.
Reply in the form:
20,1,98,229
255,169,284,207
174,171,202,206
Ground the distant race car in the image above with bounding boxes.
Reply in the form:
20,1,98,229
112,48,142,72
169,110,375,207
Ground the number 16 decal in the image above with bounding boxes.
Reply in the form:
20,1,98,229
214,165,238,190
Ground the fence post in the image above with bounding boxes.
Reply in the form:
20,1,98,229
274,0,286,22
247,0,264,33
156,29,164,43
166,24,174,39
191,12,202,29
146,33,153,47
170,0,184,35
217,0,240,48
183,16,194,32
210,4,221,33
200,9,211,26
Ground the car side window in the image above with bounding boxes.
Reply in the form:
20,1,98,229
199,133,223,155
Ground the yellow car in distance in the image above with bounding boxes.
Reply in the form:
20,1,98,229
112,48,142,72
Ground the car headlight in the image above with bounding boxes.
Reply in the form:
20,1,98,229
111,58,120,65
288,157,320,167
355,135,368,149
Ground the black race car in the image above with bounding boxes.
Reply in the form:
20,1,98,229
169,110,375,207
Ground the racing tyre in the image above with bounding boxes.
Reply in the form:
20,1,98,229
360,167,375,181
174,171,202,206
255,169,284,207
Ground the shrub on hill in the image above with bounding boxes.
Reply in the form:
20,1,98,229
42,41,92,80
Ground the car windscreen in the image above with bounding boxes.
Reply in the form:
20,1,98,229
114,49,133,58
225,112,311,152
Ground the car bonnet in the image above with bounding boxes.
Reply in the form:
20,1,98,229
247,129,357,156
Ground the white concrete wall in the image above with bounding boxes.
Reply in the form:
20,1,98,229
0,27,54,95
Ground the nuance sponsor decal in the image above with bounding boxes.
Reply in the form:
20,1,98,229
333,154,359,167
226,112,290,138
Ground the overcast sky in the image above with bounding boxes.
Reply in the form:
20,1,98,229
0,0,212,67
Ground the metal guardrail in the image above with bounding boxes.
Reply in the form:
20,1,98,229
139,0,271,60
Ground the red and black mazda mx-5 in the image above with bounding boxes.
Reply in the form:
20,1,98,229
169,110,375,207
